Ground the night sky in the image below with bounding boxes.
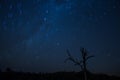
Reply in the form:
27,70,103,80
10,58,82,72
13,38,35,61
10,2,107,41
0,0,120,75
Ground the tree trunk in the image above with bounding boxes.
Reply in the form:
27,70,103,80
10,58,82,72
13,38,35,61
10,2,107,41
83,54,87,80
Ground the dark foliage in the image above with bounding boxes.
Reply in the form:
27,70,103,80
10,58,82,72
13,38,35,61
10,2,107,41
0,70,120,80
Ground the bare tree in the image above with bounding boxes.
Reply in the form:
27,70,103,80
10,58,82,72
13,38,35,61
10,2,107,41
65,47,94,80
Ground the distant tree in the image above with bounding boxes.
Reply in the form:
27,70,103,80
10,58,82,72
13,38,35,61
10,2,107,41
6,67,12,72
65,47,94,80
0,68,1,73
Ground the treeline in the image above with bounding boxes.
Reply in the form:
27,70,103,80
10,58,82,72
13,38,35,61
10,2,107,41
0,69,120,80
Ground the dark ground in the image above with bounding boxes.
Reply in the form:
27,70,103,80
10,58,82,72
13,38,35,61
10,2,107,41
0,69,120,80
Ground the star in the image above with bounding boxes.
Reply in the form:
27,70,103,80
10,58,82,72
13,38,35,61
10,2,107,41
0,0,120,75
45,10,49,14
107,54,111,57
43,17,47,22
55,28,59,32
103,12,107,16
9,4,13,9
26,21,30,25
56,42,60,46
19,9,23,15
113,5,116,9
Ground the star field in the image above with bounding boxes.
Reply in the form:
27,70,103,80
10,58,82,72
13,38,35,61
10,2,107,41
0,0,120,75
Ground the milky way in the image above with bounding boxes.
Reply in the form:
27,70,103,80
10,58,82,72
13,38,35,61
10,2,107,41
0,0,120,75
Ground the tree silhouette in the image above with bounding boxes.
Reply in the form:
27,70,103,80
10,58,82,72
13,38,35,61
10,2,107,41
6,67,13,72
65,47,94,80
0,68,1,73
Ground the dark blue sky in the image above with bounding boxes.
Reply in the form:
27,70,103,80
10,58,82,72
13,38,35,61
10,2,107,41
0,0,120,75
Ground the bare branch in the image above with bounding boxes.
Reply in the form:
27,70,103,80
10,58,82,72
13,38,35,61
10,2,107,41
64,49,76,63
65,47,94,80
66,49,72,57
86,55,94,61
80,48,88,57
65,49,82,66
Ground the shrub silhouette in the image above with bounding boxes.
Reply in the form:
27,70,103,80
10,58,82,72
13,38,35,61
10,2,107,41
65,47,94,80
6,67,13,72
